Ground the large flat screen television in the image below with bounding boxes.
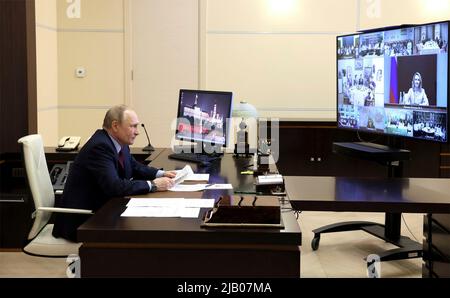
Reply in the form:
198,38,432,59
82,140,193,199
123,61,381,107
337,21,449,143
175,89,233,147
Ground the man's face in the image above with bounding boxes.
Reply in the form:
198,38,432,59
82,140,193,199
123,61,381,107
112,110,140,145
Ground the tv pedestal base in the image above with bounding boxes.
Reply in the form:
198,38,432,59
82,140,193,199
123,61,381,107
311,213,422,261
310,142,421,262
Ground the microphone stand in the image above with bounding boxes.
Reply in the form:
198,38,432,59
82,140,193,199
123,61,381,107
141,123,155,151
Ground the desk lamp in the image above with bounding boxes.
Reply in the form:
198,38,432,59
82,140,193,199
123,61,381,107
232,100,258,156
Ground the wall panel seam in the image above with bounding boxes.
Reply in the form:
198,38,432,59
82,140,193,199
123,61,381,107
38,105,111,111
58,28,124,33
58,105,111,110
37,23,124,33
36,23,57,32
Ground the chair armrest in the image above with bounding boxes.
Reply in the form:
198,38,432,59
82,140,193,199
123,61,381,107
37,207,93,214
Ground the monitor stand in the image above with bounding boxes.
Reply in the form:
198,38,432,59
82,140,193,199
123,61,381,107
332,142,410,178
311,140,422,262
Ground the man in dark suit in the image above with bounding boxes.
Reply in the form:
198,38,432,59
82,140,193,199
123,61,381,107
53,105,176,241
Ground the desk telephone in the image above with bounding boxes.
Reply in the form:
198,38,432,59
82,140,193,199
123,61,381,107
56,136,80,152
49,161,73,191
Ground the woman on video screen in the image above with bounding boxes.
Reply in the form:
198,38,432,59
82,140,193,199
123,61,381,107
402,72,429,106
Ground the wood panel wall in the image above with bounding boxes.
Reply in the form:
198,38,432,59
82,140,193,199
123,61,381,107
0,0,37,154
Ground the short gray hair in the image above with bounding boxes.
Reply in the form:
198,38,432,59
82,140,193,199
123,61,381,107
102,105,130,129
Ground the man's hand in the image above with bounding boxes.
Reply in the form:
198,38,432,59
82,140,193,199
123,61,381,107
153,177,175,191
163,171,177,178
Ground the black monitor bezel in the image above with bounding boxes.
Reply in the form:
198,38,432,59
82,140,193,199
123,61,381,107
336,20,450,143
175,89,233,147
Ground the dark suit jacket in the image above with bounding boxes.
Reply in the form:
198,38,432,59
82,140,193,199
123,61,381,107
52,129,159,241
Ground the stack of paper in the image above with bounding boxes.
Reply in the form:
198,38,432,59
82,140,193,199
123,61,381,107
172,165,211,183
169,183,233,192
169,165,232,192
121,198,215,218
184,173,210,182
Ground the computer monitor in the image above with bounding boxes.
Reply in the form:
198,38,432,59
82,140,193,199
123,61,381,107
337,20,449,143
175,89,233,150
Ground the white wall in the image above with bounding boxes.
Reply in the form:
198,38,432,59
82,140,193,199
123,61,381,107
203,0,357,120
35,0,125,147
57,0,125,146
202,0,450,120
129,0,199,149
35,0,450,147
35,0,58,146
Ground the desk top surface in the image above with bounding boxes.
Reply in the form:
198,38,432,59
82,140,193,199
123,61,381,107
78,196,301,245
149,149,278,192
78,150,301,245
286,176,450,214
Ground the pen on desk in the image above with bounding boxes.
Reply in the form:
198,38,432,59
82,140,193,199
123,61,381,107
240,170,254,175
234,190,263,195
214,196,223,207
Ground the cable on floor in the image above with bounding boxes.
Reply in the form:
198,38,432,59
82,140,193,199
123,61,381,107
401,214,419,242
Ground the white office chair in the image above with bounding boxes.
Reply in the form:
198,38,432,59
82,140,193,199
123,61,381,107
18,134,92,257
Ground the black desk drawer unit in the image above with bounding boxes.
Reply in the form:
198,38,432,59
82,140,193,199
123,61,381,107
423,214,450,278
440,153,450,178
0,193,32,248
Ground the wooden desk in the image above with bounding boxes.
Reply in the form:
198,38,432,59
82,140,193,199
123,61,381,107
78,151,301,277
149,149,279,192
285,176,450,213
285,176,450,268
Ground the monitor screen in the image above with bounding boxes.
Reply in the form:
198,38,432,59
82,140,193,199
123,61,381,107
175,89,233,146
337,21,449,142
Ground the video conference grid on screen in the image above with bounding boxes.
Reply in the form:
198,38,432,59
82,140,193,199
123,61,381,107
337,21,448,142
175,90,232,146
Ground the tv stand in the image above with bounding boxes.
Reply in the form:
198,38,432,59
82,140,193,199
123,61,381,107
332,142,410,177
311,218,422,262
310,142,422,262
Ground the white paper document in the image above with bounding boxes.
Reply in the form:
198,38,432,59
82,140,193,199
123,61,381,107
121,206,200,218
185,173,210,182
169,184,207,192
173,165,194,185
127,198,214,208
173,169,209,182
204,183,233,190
181,198,215,208
169,183,233,192
122,198,215,218
179,207,201,218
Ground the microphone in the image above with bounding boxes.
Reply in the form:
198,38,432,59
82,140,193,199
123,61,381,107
141,123,155,152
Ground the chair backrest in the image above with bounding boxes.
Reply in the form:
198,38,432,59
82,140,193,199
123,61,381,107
18,134,55,240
